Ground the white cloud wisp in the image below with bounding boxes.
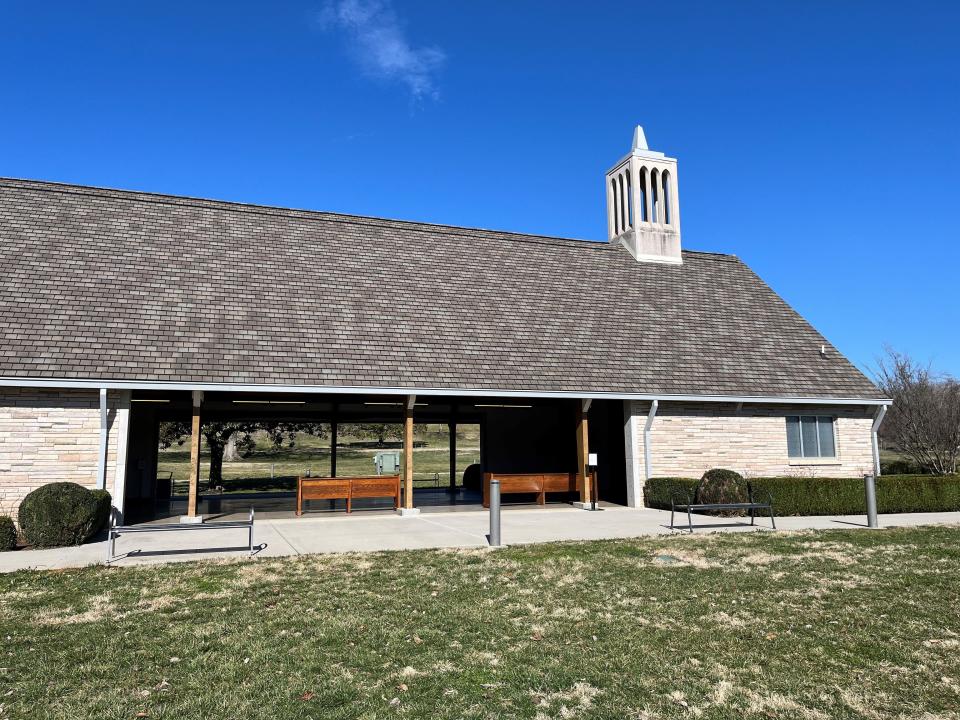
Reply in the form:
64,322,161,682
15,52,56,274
318,0,445,101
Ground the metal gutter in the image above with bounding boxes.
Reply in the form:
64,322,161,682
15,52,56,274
643,400,659,480
96,388,107,490
871,405,889,476
0,377,892,406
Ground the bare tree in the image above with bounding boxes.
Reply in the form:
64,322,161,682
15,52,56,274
875,349,960,475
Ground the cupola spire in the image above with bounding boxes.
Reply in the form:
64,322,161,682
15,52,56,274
606,126,682,263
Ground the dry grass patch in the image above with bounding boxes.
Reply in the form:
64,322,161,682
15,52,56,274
531,681,600,719
32,593,121,626
2,526,959,719
651,547,722,569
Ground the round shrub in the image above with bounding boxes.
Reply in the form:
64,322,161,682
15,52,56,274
696,468,748,516
18,483,104,548
0,515,17,552
89,489,113,535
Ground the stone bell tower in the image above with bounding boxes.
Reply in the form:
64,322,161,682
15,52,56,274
605,126,682,263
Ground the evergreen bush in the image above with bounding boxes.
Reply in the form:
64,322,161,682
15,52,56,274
0,515,16,552
89,489,113,535
17,483,104,548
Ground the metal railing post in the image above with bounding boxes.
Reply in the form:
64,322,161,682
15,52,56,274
489,479,501,547
864,474,879,529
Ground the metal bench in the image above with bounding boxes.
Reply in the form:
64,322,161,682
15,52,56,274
106,507,256,563
671,484,775,532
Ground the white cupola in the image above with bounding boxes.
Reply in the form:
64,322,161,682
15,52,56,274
605,126,682,263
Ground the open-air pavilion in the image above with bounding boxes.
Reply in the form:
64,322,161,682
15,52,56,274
122,389,628,525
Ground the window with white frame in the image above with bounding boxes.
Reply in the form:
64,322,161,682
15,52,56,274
786,416,836,458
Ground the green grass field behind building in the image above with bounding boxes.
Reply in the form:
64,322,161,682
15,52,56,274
158,425,482,494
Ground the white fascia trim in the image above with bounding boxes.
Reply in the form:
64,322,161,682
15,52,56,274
0,377,892,406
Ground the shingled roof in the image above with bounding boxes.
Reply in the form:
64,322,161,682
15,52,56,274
0,178,884,401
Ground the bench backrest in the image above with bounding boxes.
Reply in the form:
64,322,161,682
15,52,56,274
299,474,399,484
350,475,401,498
482,472,579,493
299,477,351,500
485,473,542,493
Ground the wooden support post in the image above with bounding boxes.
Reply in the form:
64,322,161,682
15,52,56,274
448,419,457,491
330,420,338,477
187,390,203,518
576,399,591,503
403,395,415,509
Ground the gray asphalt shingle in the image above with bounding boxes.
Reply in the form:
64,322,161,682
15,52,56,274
0,178,883,399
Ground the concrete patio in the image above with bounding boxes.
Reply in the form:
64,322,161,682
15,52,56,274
3,505,960,573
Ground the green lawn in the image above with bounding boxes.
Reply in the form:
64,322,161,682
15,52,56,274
2,526,960,719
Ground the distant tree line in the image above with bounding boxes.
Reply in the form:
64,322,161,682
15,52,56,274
875,348,960,475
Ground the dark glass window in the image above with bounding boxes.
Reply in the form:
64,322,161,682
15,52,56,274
786,416,836,458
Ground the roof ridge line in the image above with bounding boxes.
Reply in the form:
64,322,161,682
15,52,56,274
0,176,738,259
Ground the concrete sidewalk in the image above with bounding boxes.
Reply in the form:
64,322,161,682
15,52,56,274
2,505,959,573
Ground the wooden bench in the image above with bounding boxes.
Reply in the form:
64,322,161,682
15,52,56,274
297,475,401,515
482,472,583,507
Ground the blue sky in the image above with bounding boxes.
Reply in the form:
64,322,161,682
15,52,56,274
2,1,957,377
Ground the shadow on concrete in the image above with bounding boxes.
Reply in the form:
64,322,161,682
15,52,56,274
665,520,772,532
117,543,267,560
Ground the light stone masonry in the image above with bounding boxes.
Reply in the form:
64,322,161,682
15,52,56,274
630,400,875,505
0,388,128,518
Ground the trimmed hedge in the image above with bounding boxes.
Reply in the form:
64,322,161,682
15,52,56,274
0,515,16,552
644,477,699,510
644,474,960,516
881,459,924,475
17,483,111,548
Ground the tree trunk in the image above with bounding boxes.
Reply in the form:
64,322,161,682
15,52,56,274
208,438,225,486
224,434,239,462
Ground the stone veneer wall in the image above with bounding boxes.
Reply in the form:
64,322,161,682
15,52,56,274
630,401,875,498
0,388,128,518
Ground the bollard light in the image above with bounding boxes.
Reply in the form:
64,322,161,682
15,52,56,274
489,479,501,547
587,453,599,511
864,474,879,529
